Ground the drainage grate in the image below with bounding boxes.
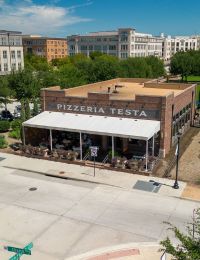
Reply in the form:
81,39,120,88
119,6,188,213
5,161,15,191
0,157,5,161
29,187,37,191
133,180,161,193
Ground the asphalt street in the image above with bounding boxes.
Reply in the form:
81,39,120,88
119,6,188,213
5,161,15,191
0,163,199,260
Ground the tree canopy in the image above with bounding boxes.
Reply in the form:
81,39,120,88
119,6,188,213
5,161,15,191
160,208,200,260
24,53,165,89
170,50,200,81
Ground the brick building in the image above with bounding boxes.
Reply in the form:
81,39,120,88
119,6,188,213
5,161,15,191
22,35,67,62
22,78,196,171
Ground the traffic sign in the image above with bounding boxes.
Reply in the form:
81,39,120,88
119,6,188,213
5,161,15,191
4,246,31,255
9,253,23,260
4,242,33,260
90,146,98,157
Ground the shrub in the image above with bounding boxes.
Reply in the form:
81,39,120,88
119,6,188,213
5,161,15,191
0,120,10,132
108,150,119,159
0,135,8,148
9,129,21,139
11,119,22,130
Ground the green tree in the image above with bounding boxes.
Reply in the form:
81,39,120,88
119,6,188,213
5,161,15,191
89,51,104,60
51,57,71,68
32,98,40,116
170,52,193,81
8,69,40,121
58,64,88,88
24,54,50,71
89,55,120,82
160,208,200,260
0,76,12,111
146,56,165,78
119,57,153,78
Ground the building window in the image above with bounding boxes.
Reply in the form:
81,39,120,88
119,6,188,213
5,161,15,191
18,62,22,70
17,50,21,58
11,51,15,59
3,51,7,59
109,45,116,51
80,45,87,51
121,53,128,58
103,45,107,51
94,45,101,51
121,45,128,51
4,63,8,71
11,63,16,70
70,45,75,50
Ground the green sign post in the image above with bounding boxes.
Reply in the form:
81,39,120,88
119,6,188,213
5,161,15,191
4,242,33,260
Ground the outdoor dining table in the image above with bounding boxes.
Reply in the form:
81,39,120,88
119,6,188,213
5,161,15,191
56,144,65,149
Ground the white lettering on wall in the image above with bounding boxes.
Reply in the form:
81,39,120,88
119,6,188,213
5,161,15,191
98,107,105,114
57,104,63,110
139,111,147,117
54,103,156,118
125,109,131,116
110,108,116,114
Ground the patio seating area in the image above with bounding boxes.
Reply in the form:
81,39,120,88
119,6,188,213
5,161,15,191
19,145,80,161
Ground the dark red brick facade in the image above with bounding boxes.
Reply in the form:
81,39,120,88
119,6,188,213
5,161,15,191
40,78,196,157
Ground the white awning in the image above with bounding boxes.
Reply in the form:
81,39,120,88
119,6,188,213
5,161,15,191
23,111,160,140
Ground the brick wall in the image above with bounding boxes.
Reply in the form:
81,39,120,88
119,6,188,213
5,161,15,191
40,80,196,157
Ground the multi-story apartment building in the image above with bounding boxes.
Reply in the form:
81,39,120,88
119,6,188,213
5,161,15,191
22,35,68,62
0,30,24,75
162,35,198,61
67,28,163,59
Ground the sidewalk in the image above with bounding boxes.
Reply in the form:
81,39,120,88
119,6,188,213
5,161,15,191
66,242,172,260
0,152,185,198
182,184,200,201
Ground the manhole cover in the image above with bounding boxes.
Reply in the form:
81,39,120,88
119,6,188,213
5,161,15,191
133,180,161,193
29,187,37,191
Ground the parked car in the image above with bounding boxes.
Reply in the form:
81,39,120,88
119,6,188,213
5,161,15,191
14,105,21,118
0,110,14,121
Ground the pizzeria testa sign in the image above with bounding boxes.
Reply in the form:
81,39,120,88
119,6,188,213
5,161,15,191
47,103,160,119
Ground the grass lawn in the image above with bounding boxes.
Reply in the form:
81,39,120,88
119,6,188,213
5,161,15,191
185,75,200,82
196,85,200,102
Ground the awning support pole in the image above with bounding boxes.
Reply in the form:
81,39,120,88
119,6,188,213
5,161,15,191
152,135,155,157
80,132,82,161
112,136,114,159
22,126,25,145
49,129,52,151
145,139,148,171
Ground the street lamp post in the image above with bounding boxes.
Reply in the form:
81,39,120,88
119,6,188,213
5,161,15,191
173,133,181,189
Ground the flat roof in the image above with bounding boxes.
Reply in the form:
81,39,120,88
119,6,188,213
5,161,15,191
64,81,184,100
23,111,160,140
22,36,66,40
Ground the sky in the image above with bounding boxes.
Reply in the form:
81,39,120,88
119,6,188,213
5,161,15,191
0,0,200,37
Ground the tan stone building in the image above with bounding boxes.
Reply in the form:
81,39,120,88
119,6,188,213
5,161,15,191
22,35,67,62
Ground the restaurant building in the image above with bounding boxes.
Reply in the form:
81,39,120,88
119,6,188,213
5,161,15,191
22,78,196,171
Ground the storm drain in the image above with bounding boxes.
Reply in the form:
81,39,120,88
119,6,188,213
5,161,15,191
29,187,37,191
0,157,5,161
133,180,161,193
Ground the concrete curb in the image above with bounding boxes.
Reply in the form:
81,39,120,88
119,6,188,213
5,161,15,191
65,242,162,260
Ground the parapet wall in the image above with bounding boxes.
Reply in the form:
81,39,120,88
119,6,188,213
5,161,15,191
144,82,192,90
